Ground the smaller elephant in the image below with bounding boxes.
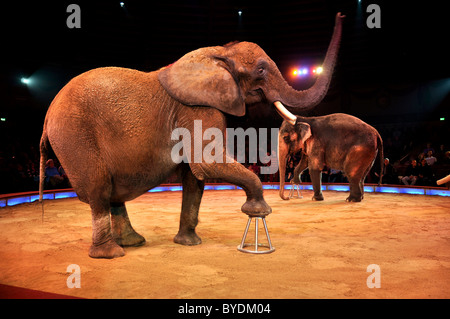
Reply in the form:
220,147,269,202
277,113,383,202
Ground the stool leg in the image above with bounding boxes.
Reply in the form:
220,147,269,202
262,217,274,251
255,218,259,252
239,217,252,250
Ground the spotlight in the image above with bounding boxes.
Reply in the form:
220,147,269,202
238,10,242,16
120,2,125,7
316,66,323,74
301,68,308,75
21,77,31,85
292,69,298,76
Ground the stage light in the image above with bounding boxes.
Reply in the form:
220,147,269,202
0,118,5,122
301,68,308,75
292,69,298,76
21,77,31,85
238,10,242,16
120,2,125,7
440,117,445,121
316,66,323,74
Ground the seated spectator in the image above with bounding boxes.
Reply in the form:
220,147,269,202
425,150,437,166
417,158,434,186
285,161,295,182
329,168,343,183
423,142,435,156
436,144,445,160
45,159,65,188
375,158,397,184
401,160,419,185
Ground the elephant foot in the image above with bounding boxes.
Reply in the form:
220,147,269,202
312,194,324,201
346,195,362,202
89,239,125,259
241,199,272,217
174,230,202,246
113,231,146,247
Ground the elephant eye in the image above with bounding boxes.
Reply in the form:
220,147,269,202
257,67,265,75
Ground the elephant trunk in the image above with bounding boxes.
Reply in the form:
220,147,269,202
278,133,290,200
271,13,344,114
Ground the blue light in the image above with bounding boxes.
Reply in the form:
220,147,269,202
376,186,400,194
263,184,279,190
327,185,350,192
0,200,6,208
364,186,375,192
169,186,183,192
55,192,77,199
399,188,424,195
30,194,54,202
426,189,450,197
148,186,170,192
7,196,30,206
214,185,235,190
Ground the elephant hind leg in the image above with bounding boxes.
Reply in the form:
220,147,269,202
87,167,125,258
174,165,205,246
111,202,146,247
89,199,126,259
345,169,366,202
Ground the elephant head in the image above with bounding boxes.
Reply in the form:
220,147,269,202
278,119,311,200
158,13,345,118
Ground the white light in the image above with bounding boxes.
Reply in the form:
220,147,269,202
21,77,30,85
120,2,125,7
238,10,242,16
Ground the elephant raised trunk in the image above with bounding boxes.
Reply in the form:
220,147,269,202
272,12,345,118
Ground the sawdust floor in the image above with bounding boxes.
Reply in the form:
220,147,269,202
0,189,449,299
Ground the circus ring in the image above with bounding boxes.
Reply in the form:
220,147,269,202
0,183,449,299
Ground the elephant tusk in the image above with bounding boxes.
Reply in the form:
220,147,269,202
274,101,297,125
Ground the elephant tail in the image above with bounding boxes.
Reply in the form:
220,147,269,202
39,128,49,221
377,133,384,186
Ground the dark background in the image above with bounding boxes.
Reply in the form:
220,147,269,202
1,0,449,193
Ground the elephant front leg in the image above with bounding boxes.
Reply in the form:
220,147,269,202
190,161,272,217
174,166,205,245
110,203,146,247
293,154,308,184
310,169,324,201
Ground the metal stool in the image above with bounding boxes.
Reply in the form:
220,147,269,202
237,216,275,254
289,181,303,199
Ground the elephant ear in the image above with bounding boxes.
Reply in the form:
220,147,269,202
158,47,245,116
296,122,312,146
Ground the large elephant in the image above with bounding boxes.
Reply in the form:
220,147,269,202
277,113,383,202
39,13,345,258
